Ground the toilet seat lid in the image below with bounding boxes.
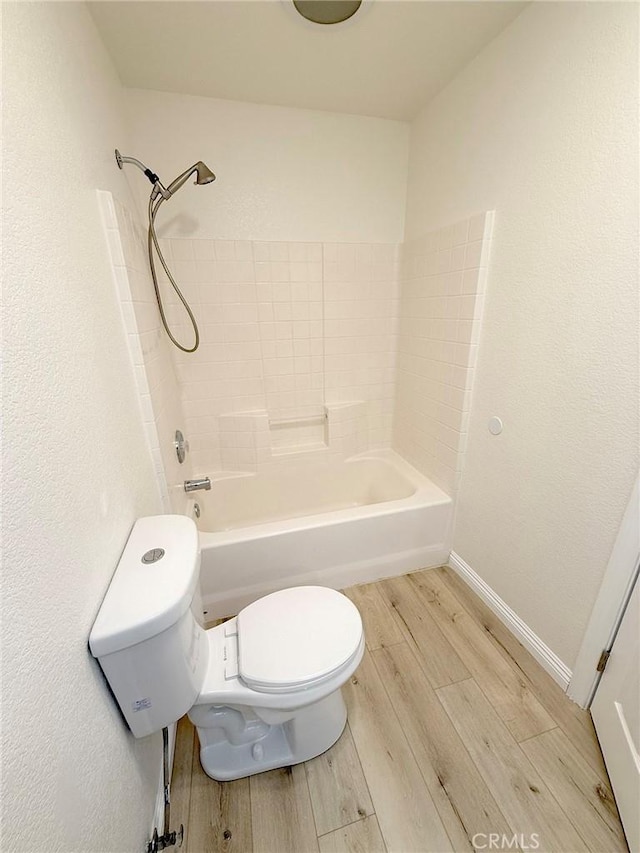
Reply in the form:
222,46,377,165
237,586,363,692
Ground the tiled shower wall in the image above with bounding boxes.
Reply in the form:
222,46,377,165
160,239,399,473
101,191,492,500
392,212,493,494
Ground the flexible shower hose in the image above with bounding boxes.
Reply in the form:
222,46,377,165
148,195,200,353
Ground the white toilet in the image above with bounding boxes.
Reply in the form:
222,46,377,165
89,515,364,781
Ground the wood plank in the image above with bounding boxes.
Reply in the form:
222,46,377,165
406,570,556,741
343,650,453,853
318,816,387,853
171,716,195,849
436,565,608,776
373,643,512,851
438,678,588,852
343,583,403,650
305,723,374,836
250,764,319,853
520,727,628,852
379,575,470,688
187,735,253,853
183,572,627,853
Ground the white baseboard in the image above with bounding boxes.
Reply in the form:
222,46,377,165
448,552,572,691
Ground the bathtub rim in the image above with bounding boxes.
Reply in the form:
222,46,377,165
188,449,451,545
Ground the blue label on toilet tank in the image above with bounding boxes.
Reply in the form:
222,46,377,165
132,698,152,712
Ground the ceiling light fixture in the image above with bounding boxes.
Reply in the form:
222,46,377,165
293,0,362,25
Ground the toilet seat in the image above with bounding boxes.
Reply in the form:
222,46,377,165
236,586,363,694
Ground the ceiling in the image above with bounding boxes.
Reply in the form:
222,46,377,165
90,0,526,121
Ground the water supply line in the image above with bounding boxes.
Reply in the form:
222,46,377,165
115,149,216,353
147,727,183,853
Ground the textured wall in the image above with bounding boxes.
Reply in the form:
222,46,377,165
405,2,639,667
2,4,164,850
124,88,410,243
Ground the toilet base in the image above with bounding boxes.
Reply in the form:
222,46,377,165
194,689,348,781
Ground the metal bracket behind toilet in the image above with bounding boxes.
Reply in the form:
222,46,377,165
147,728,183,853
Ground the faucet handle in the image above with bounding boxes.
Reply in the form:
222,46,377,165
174,430,189,464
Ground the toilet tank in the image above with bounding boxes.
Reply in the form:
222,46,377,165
89,515,209,738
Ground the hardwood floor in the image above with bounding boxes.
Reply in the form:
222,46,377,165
170,568,628,853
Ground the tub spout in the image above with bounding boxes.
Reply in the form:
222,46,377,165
184,477,211,492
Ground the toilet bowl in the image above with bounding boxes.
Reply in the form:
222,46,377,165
89,515,364,782
188,585,364,780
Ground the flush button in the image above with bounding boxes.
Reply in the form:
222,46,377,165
141,548,165,564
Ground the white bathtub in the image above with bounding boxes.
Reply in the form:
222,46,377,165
188,450,452,619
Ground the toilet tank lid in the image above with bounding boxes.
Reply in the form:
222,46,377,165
89,515,200,658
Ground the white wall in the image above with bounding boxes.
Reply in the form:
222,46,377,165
405,2,639,668
2,4,165,850
393,212,493,495
124,88,409,243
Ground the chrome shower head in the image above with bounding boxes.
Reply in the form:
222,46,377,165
166,162,216,197
115,150,216,201
194,162,216,185
113,148,216,354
